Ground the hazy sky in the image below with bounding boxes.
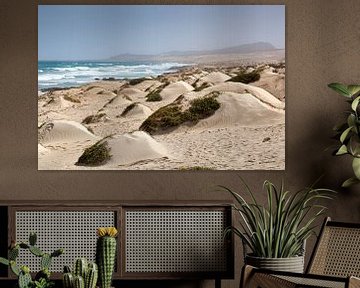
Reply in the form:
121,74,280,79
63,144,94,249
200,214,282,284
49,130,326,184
38,5,285,61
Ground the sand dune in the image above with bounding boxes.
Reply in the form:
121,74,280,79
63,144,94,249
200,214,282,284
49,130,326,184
132,79,162,91
160,81,194,101
104,94,132,107
38,111,71,126
253,71,285,101
199,82,285,110
119,87,147,100
105,131,168,166
122,103,152,118
193,92,284,130
38,120,97,145
198,71,231,84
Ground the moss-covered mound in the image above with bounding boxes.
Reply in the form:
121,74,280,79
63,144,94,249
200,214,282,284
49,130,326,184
227,70,260,84
139,105,185,134
146,90,162,102
145,82,170,102
140,92,220,134
187,92,220,120
76,138,111,166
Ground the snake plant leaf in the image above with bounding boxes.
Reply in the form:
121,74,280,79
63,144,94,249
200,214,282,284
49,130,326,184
347,85,360,97
351,96,360,111
352,157,360,179
340,126,353,143
328,83,351,97
342,177,360,188
336,145,348,155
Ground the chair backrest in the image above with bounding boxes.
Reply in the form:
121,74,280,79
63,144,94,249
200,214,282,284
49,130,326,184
307,217,360,277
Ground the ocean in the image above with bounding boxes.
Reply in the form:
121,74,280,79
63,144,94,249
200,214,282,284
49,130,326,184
38,61,189,91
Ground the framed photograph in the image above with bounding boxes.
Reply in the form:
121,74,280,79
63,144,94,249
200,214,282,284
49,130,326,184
38,5,285,170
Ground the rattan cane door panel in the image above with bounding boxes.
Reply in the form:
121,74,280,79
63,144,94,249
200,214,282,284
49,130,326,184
14,209,116,273
123,207,232,278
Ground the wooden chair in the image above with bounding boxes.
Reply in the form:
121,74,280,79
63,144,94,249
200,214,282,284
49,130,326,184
241,217,360,288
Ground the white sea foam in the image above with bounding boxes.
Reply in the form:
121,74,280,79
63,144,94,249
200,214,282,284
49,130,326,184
53,66,91,72
38,62,191,90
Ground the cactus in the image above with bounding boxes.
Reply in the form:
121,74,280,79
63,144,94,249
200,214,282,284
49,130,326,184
96,227,118,288
18,270,32,288
63,260,98,288
29,246,44,257
63,272,74,288
9,246,19,260
10,260,20,276
0,257,9,266
35,268,50,281
85,263,98,288
29,232,37,246
0,233,64,288
74,258,88,279
19,243,30,249
41,253,52,270
51,248,64,257
74,275,85,288
64,265,72,273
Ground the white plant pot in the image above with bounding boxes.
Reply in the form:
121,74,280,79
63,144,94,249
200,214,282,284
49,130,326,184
245,254,305,273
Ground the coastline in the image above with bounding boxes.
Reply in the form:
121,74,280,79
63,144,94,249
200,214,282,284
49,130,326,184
38,57,285,170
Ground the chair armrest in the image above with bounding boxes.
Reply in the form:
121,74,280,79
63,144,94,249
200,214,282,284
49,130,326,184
349,276,360,288
240,265,296,288
240,265,349,288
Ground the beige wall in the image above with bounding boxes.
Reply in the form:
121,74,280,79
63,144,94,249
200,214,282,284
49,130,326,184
1,0,360,287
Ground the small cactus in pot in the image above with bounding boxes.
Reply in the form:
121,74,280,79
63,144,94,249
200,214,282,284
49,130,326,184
62,259,98,288
96,227,118,288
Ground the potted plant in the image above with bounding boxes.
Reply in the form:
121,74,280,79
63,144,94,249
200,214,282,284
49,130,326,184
328,83,360,187
62,258,98,288
0,232,64,288
221,179,334,273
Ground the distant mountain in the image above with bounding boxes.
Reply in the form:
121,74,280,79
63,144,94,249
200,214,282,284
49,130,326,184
163,42,278,56
108,42,279,61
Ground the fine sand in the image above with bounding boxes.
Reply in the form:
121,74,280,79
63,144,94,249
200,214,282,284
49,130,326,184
38,63,285,170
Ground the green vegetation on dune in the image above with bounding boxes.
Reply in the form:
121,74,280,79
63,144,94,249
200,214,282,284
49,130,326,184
146,90,163,101
188,92,220,119
140,91,220,134
76,138,111,166
227,70,261,84
140,105,185,134
145,82,171,102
